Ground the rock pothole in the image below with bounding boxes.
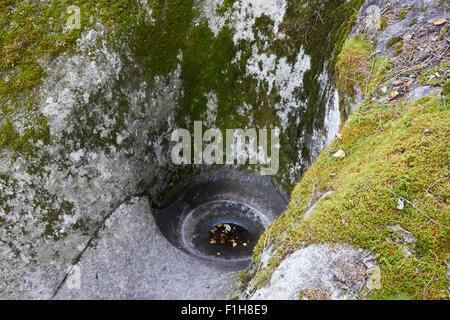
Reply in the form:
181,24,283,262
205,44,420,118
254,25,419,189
154,169,288,270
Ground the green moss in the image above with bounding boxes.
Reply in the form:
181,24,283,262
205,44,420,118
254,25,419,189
0,0,140,154
379,16,389,31
0,116,50,155
397,6,411,20
393,43,403,56
241,22,450,296
134,0,195,77
149,0,369,193
217,0,239,15
34,190,75,240
0,0,137,104
280,0,365,130
236,269,255,292
408,18,418,27
335,36,393,99
442,80,450,95
179,23,238,128
335,35,371,95
440,26,448,40
298,289,307,300
386,36,403,49
1,0,367,195
417,60,450,87
246,92,450,299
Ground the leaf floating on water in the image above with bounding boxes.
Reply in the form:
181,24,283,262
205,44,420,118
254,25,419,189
208,223,250,249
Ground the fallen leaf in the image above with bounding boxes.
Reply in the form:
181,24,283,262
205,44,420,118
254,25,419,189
389,90,399,100
434,18,447,26
405,81,411,87
403,33,413,41
332,150,346,158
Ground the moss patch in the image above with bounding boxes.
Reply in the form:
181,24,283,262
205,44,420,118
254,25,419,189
245,90,449,299
336,35,392,98
0,0,139,154
240,8,450,296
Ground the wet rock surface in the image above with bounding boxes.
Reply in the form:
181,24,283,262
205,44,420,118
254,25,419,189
155,169,288,269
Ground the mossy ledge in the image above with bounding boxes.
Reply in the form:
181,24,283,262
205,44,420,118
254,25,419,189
238,2,449,300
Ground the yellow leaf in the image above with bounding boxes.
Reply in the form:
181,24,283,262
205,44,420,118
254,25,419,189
389,90,399,100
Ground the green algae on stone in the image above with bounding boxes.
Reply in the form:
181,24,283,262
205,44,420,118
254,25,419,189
0,0,139,154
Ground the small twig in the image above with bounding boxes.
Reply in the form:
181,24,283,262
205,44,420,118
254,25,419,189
365,55,376,97
356,182,372,194
307,180,317,207
426,177,449,194
344,55,352,91
422,251,439,300
363,246,376,258
367,50,381,61
314,9,324,24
